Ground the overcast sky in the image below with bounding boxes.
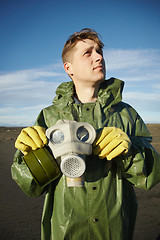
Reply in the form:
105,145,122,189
0,0,160,126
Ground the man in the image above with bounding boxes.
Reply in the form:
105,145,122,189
11,28,160,240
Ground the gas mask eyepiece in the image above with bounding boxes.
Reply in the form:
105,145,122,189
50,129,64,144
46,120,96,185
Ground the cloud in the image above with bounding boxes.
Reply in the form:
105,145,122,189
104,49,160,83
0,64,69,126
124,92,160,102
104,48,160,71
0,64,65,90
0,105,47,126
0,49,160,126
0,64,68,106
104,48,160,123
123,91,160,112
153,83,160,89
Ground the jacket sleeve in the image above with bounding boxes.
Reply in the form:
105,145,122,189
120,115,160,190
11,110,49,197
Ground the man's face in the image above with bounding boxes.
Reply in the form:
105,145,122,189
65,39,106,84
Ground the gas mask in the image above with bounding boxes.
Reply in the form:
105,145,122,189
46,119,96,187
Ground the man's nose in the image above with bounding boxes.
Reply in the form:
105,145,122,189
95,51,103,62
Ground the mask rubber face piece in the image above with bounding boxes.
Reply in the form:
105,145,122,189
46,120,96,178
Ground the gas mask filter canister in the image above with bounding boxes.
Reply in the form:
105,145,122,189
46,120,96,187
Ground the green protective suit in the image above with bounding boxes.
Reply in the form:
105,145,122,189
11,78,160,240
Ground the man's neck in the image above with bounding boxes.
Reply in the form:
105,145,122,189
73,81,101,103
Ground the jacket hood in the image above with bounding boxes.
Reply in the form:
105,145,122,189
53,78,124,109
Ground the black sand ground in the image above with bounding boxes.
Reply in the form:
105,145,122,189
0,124,160,240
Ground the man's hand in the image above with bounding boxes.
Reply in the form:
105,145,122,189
93,127,131,160
15,126,47,155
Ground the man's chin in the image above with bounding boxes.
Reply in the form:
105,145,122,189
97,76,105,83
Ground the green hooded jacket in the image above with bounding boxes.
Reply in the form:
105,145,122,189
11,78,160,240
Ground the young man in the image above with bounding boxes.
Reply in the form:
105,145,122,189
12,28,160,240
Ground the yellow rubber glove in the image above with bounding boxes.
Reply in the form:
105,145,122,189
93,127,131,160
15,126,47,155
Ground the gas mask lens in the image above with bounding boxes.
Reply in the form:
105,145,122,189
50,130,64,144
77,126,89,142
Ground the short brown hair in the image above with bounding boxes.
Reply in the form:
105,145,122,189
62,28,104,63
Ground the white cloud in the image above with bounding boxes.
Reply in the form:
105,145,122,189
123,92,160,101
0,105,47,126
104,48,160,123
123,91,160,113
104,48,160,71
0,115,35,127
0,49,160,126
0,64,65,90
0,64,70,126
0,64,68,106
104,49,160,85
153,83,160,89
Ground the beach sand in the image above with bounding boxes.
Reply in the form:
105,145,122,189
0,124,160,239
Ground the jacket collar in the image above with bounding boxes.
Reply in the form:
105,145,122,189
98,78,124,108
53,78,124,109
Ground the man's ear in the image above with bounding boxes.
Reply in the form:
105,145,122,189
64,62,73,76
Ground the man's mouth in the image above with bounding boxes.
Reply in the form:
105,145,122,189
93,65,103,70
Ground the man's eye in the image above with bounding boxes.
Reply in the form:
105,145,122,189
84,51,91,55
97,49,103,55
